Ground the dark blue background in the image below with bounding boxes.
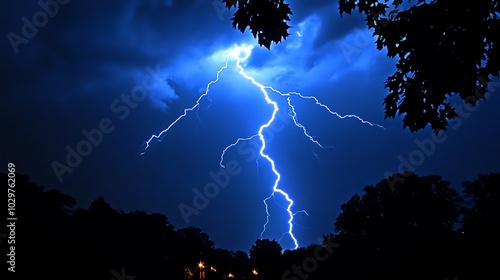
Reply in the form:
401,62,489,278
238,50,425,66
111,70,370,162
1,0,499,251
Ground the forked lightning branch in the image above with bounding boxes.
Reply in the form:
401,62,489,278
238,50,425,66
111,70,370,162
141,44,385,249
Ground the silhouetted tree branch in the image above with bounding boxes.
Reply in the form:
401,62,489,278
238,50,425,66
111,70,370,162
224,0,500,132
222,0,292,49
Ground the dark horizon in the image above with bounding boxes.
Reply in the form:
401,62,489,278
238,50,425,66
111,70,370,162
3,170,498,279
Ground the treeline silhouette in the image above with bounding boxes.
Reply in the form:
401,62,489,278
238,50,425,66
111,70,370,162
2,171,498,280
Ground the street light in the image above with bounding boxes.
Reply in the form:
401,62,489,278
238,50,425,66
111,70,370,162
198,261,205,279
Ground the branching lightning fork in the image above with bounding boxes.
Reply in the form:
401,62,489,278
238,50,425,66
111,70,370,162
141,44,385,249
140,60,229,154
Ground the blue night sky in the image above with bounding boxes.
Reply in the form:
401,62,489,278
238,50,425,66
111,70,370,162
1,0,499,252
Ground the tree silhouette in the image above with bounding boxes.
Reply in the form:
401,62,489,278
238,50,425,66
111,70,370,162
281,244,336,280
173,225,215,277
328,173,462,279
70,197,179,280
249,239,283,279
223,0,500,132
5,171,498,279
203,248,251,279
229,250,252,278
6,173,76,279
459,172,500,279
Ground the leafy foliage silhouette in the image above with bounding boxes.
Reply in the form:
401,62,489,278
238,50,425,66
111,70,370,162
459,172,500,279
223,0,500,132
249,239,283,279
222,0,292,49
327,173,463,279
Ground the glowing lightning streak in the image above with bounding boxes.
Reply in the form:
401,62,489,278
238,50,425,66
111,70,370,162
223,46,306,249
223,46,386,249
285,96,333,149
141,61,229,154
278,210,309,243
142,44,386,250
287,91,386,129
219,135,259,169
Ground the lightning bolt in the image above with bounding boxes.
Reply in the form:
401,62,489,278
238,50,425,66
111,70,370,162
140,60,229,154
141,44,385,249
